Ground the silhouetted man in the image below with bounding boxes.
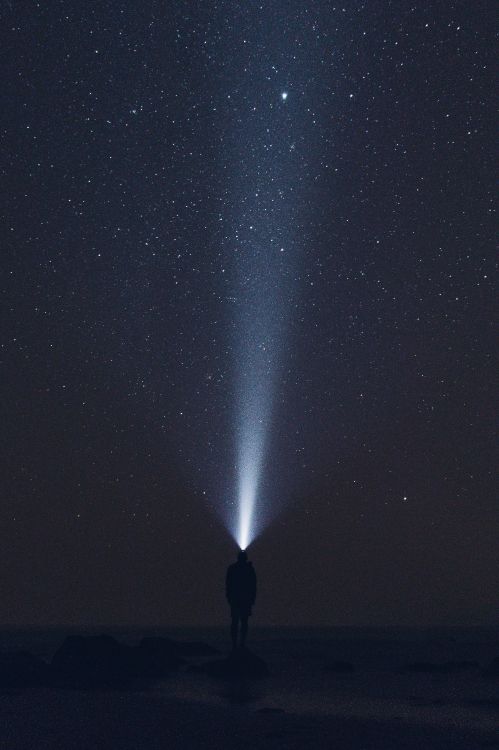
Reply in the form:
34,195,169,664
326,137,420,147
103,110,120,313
226,550,257,649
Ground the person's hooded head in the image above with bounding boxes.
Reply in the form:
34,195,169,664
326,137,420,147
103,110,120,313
237,550,248,564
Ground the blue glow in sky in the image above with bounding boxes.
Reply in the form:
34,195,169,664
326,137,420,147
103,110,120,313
214,49,309,549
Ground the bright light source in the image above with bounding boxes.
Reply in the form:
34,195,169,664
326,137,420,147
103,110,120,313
237,482,252,550
235,415,266,550
217,231,295,551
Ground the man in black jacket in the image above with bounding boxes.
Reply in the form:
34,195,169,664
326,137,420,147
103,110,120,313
225,550,257,649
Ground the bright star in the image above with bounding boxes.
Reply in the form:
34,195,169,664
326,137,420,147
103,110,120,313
281,91,288,101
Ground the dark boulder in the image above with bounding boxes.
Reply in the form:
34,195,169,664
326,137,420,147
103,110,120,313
138,636,216,659
51,635,126,685
0,651,51,688
138,636,177,654
204,648,269,679
133,637,184,677
1,634,210,690
174,641,218,657
52,635,184,685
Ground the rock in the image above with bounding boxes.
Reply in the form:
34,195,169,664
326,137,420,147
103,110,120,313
137,636,216,659
1,634,212,690
0,651,51,688
204,648,269,679
51,635,186,686
138,636,177,654
174,641,218,657
51,635,126,685
401,660,478,674
52,635,187,685
325,660,355,673
133,637,184,676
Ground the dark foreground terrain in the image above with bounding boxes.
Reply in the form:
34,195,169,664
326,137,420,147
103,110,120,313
0,628,498,749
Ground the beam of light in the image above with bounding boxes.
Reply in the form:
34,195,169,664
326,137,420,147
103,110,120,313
228,233,289,551
235,368,271,549
237,475,254,551
210,37,301,550
204,232,291,549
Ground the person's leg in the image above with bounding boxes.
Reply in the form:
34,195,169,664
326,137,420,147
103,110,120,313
240,615,248,648
230,610,239,650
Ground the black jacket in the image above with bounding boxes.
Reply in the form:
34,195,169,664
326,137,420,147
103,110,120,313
225,561,257,608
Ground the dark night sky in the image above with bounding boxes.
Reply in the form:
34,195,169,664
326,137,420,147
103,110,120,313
1,1,496,627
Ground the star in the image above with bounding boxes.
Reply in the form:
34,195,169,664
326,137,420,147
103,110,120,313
281,92,288,101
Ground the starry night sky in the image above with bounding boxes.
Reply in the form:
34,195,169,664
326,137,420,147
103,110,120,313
1,1,496,627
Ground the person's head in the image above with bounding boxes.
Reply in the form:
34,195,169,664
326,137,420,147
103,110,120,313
237,549,248,564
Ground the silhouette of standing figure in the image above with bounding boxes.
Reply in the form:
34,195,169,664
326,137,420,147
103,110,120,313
226,550,257,649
